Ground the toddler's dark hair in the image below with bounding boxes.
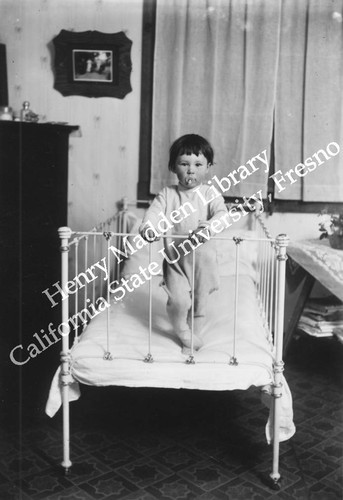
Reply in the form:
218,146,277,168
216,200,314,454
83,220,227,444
168,134,214,172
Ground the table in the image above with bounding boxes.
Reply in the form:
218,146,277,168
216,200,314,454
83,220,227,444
283,239,343,353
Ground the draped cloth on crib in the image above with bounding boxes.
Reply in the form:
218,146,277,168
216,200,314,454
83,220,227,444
46,365,295,444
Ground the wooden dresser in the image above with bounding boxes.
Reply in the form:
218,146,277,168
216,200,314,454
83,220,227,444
0,121,79,414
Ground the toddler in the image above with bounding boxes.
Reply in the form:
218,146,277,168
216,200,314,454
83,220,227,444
139,134,227,352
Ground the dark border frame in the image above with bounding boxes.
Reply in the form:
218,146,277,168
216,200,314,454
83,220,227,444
52,30,132,99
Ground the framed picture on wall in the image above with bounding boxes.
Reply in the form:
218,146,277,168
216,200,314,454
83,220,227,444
52,30,132,98
72,50,115,83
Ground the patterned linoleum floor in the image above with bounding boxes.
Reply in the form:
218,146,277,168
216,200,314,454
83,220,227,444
1,336,342,500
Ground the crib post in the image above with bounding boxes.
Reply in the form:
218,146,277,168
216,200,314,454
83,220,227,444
58,227,72,474
270,233,289,488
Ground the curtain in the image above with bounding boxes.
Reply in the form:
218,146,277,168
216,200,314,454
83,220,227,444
303,0,343,202
274,0,308,200
274,0,343,201
151,0,282,197
151,0,343,202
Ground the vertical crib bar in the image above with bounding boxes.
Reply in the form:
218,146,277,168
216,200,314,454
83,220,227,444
103,232,113,360
186,246,195,364
264,241,269,320
262,240,267,317
116,212,123,282
264,224,274,334
265,243,271,328
84,236,88,312
266,243,273,340
58,227,72,474
270,234,289,488
257,219,263,302
74,240,79,343
122,208,127,240
99,223,104,296
269,246,275,341
107,236,111,351
144,243,154,363
92,234,96,303
191,247,195,355
259,243,264,306
230,237,241,365
149,244,152,349
260,239,264,311
120,212,126,281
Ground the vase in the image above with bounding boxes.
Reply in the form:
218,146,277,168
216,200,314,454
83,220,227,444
329,232,343,250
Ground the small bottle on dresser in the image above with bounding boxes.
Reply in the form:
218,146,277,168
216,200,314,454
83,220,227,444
20,101,30,121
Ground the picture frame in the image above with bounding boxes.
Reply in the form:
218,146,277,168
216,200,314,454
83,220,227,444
52,30,132,99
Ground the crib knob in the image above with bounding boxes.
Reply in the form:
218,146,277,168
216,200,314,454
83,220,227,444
276,234,290,247
58,226,72,239
229,356,238,366
186,355,195,364
144,353,154,363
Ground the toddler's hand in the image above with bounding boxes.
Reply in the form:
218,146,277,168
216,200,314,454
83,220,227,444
189,224,212,244
139,224,160,242
195,232,207,244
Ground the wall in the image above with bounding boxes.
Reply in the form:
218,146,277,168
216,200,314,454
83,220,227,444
264,212,319,242
0,0,143,230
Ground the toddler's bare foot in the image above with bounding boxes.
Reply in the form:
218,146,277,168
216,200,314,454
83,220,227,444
177,329,203,351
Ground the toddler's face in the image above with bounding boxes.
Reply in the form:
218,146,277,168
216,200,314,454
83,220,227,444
174,153,210,189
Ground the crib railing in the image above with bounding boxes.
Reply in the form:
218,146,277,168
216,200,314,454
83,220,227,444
58,200,289,486
61,226,278,359
60,208,283,351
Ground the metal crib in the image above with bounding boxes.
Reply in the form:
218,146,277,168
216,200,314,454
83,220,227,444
57,198,289,488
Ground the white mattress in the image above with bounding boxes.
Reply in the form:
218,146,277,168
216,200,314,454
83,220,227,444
46,229,296,443
69,272,274,391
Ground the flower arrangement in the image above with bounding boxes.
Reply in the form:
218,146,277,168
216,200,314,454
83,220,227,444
318,210,343,249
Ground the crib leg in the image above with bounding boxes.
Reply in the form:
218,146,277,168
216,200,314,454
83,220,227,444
269,391,282,490
269,471,281,490
61,380,72,473
268,235,288,490
268,474,281,491
59,228,73,474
